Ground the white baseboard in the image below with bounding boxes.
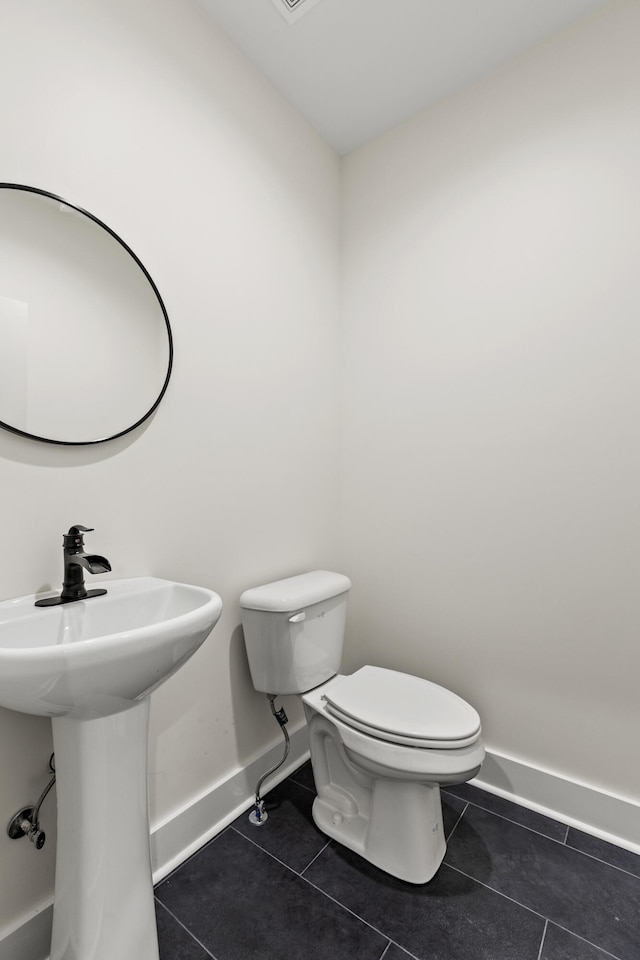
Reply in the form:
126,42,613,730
474,748,640,854
0,905,52,960
2,736,638,960
150,722,310,882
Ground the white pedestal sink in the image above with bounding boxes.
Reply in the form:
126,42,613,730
0,577,223,960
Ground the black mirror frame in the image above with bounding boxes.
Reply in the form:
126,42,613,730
0,182,173,446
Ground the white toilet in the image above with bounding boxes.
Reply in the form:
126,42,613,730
240,570,484,884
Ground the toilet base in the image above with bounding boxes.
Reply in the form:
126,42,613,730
312,777,446,884
306,710,447,884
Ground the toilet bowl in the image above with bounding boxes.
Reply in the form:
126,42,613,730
240,571,484,884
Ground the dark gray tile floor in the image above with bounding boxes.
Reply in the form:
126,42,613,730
154,762,640,960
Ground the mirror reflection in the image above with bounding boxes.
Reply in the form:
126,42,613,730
0,184,172,445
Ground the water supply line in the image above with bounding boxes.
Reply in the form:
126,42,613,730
7,753,56,850
248,694,290,826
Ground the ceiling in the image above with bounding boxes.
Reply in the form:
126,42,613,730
198,0,609,154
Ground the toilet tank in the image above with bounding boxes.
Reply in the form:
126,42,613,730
240,571,351,695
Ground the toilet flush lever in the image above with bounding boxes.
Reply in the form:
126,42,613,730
288,612,305,623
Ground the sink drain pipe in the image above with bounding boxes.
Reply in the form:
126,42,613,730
248,694,289,826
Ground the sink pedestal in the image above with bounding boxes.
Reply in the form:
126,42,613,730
50,701,159,960
0,577,223,960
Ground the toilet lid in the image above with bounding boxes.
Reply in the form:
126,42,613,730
321,666,481,749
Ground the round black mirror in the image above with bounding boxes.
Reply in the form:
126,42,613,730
0,183,173,445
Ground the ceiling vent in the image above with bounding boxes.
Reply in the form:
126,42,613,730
270,0,323,25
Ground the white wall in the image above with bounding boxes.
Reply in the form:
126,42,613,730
0,0,341,935
341,0,640,805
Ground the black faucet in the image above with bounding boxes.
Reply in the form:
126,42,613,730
35,525,112,607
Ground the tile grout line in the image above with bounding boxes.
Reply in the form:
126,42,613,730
378,938,422,960
300,838,333,876
385,939,422,960
443,861,549,923
545,926,625,960
536,919,548,960
561,843,640,881
155,897,219,960
289,775,316,796
441,791,572,846
230,824,305,876
443,792,640,879
444,801,469,842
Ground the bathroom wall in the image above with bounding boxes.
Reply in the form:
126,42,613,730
340,0,640,808
0,0,341,936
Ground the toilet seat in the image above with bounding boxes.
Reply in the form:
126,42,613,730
320,665,481,749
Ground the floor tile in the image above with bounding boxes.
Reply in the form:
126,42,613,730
441,792,467,839
232,776,328,873
154,761,636,960
541,922,616,960
565,829,640,879
155,828,388,960
444,804,640,959
443,783,567,842
304,839,544,960
288,759,316,793
155,901,212,960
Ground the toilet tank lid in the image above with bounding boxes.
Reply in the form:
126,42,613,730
240,570,351,612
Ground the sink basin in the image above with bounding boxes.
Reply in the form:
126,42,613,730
0,576,222,718
0,575,223,960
